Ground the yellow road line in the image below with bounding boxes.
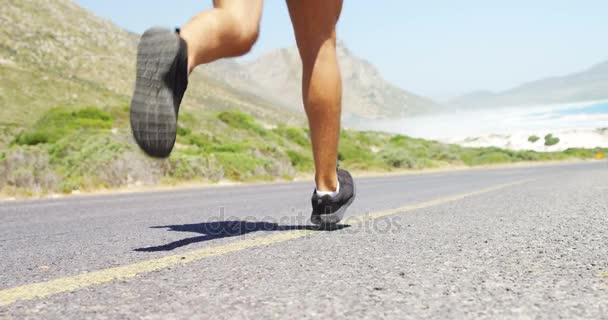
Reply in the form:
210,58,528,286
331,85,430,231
0,180,529,306
346,179,529,225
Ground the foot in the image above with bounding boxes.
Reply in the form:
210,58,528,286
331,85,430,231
310,168,356,226
130,27,189,158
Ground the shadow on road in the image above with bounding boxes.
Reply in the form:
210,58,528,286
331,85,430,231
134,221,350,252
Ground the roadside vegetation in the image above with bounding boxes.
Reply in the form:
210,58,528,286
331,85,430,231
0,105,605,197
544,133,560,146
528,135,540,143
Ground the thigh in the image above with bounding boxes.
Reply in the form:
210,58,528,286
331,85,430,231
287,0,342,46
213,0,264,29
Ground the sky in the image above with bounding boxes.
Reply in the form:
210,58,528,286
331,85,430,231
75,0,608,100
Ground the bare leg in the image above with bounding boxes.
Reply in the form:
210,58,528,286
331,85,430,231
287,0,343,192
179,0,263,73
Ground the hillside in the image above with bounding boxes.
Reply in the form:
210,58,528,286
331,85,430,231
450,60,608,109
0,0,301,132
204,44,442,121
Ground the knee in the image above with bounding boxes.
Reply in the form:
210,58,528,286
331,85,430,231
297,31,337,66
232,23,259,56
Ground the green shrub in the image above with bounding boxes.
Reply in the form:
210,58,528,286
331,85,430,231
274,126,309,146
563,148,594,158
217,110,267,136
16,131,49,146
0,146,58,191
188,134,213,148
476,151,513,165
106,104,130,127
380,148,417,168
426,144,462,163
168,153,208,180
47,133,130,180
528,135,540,143
353,131,378,146
460,148,513,166
178,112,197,129
214,152,268,180
14,106,112,146
389,135,410,145
338,137,377,165
210,143,246,153
286,150,313,172
177,126,191,137
59,181,79,194
433,150,459,162
74,107,112,122
512,150,540,161
544,134,560,146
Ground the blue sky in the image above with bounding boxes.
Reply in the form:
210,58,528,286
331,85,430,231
76,0,608,100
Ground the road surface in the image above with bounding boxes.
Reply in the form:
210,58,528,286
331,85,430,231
1,162,607,319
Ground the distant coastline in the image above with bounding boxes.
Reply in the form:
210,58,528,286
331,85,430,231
364,99,608,151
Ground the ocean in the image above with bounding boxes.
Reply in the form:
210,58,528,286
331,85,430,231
365,100,608,141
559,101,608,116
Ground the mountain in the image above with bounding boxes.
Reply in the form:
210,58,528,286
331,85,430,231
0,0,301,129
450,60,608,109
1,0,439,134
204,44,442,121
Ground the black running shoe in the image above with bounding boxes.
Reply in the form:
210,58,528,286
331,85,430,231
130,27,189,158
310,169,356,226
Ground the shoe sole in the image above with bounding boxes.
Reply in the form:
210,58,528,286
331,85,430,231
311,181,357,227
130,28,181,158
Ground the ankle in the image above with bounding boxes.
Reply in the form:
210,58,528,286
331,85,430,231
315,174,338,192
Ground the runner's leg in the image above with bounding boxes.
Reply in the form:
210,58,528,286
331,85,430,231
129,0,262,157
180,0,263,73
287,0,343,192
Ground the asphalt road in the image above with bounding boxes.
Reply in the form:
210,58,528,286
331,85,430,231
1,162,607,319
